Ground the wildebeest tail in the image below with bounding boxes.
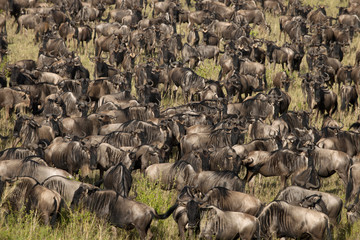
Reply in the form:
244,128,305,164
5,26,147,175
15,18,20,34
341,94,347,111
152,203,178,219
256,218,260,240
217,68,223,81
255,202,265,217
50,197,58,227
346,166,354,204
263,69,267,89
326,216,332,240
93,28,97,44
331,97,338,115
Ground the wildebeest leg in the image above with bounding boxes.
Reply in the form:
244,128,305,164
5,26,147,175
314,108,319,122
178,221,186,240
337,170,348,187
248,177,256,195
12,137,20,148
42,213,50,225
280,176,288,189
245,170,256,194
137,221,151,240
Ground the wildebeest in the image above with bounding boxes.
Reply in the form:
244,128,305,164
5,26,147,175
309,146,352,187
71,187,178,240
0,32,7,62
91,142,133,177
242,149,308,189
199,187,263,216
0,176,64,226
18,158,73,183
268,87,291,117
101,162,132,197
275,186,343,224
0,88,30,119
317,131,360,157
41,33,72,57
95,34,119,57
258,201,331,239
223,71,261,102
12,115,60,148
236,9,270,31
15,13,41,34
180,127,244,155
145,161,196,191
42,175,96,203
130,144,165,172
44,137,92,178
60,114,104,138
172,187,202,239
199,206,259,240
74,24,92,54
340,85,358,112
346,163,360,207
306,81,338,120
145,161,245,193
273,71,291,91
227,93,275,119
232,138,280,160
0,147,36,160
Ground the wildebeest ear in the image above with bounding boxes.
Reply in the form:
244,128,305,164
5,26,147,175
88,188,98,195
129,151,136,160
133,129,142,134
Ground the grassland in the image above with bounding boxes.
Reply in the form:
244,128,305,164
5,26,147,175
1,0,360,239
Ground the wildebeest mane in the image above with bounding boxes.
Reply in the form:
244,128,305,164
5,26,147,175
269,150,308,173
19,159,43,176
201,207,234,238
70,142,89,169
102,131,142,148
105,163,132,197
0,148,35,160
209,129,233,147
128,106,156,121
202,171,245,192
85,190,116,218
119,120,163,144
0,176,39,211
211,187,231,198
42,175,71,201
105,144,130,167
168,161,191,185
258,201,288,238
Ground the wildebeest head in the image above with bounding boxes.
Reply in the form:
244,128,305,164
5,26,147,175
186,200,201,229
299,194,327,214
346,201,360,224
177,186,202,232
71,184,98,209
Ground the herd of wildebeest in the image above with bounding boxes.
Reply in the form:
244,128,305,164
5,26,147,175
2,0,360,239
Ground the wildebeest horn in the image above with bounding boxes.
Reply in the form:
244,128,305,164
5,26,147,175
38,139,49,149
147,79,154,87
29,120,40,128
186,187,194,198
162,144,170,152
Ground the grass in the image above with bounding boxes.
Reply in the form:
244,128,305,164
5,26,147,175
1,0,360,238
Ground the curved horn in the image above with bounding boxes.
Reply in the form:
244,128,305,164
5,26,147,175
162,144,170,152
